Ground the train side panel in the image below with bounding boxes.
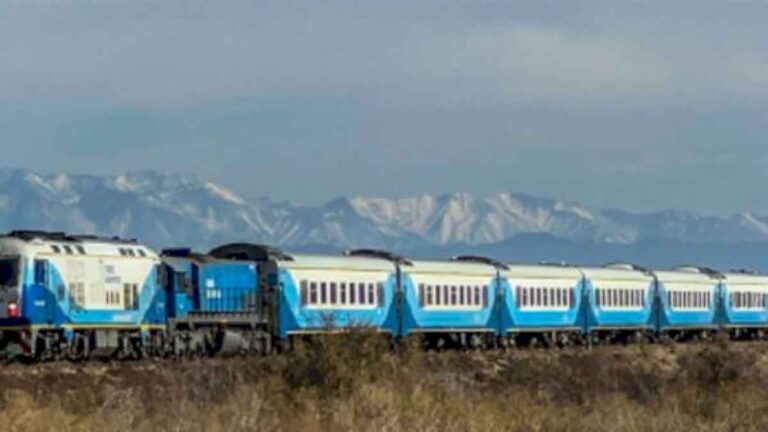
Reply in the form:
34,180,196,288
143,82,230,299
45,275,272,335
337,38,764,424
655,269,720,332
720,272,768,330
580,266,656,333
275,254,398,339
400,260,499,337
501,265,586,334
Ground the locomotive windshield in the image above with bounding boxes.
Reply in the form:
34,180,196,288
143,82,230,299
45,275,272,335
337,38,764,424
0,258,19,287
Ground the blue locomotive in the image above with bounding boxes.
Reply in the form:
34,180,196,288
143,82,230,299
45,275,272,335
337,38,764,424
2,230,768,359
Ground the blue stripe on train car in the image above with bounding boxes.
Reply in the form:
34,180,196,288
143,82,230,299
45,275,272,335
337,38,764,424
399,274,499,336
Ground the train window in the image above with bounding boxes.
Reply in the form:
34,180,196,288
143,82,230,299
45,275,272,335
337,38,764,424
34,260,48,285
310,282,318,304
320,282,327,305
122,284,130,308
63,245,74,255
51,245,61,254
346,282,354,304
457,285,463,306
560,288,566,307
543,288,549,307
340,282,347,305
425,285,433,305
474,286,480,306
330,282,337,304
75,245,86,255
519,287,526,307
300,280,308,306
366,283,374,305
0,258,19,288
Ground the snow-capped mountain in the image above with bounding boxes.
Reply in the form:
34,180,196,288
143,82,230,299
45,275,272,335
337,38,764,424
0,168,767,256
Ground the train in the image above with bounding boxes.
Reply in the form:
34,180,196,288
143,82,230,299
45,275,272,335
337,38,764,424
1,229,767,360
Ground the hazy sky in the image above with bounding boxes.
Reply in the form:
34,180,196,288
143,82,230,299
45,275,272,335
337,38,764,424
1,1,767,213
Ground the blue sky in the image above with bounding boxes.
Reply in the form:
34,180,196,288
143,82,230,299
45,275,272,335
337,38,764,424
1,1,767,213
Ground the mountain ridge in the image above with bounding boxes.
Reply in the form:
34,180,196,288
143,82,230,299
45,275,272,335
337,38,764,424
0,168,766,269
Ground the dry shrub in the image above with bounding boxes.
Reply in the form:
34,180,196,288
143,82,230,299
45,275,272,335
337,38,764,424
2,340,768,431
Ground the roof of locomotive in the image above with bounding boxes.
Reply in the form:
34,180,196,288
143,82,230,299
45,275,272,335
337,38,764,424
0,230,157,259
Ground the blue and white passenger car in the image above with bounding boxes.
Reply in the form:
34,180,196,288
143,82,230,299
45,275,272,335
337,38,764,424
267,249,401,340
400,257,501,347
581,264,656,341
719,270,768,337
654,266,721,338
0,231,165,358
500,264,586,345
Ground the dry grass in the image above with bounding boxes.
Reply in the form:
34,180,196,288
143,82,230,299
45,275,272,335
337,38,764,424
2,335,768,431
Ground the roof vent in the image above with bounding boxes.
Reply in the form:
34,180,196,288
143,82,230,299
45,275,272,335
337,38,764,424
451,255,509,270
345,249,412,266
162,248,194,257
208,243,293,262
674,265,724,279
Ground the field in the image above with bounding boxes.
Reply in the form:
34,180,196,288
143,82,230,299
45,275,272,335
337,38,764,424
2,335,768,431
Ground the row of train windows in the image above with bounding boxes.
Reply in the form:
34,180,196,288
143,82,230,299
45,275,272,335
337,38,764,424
516,286,574,308
300,281,383,307
667,291,712,309
418,284,488,308
596,288,646,308
71,282,139,309
730,292,768,309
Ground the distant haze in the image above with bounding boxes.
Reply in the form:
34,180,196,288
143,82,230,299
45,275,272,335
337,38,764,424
1,1,766,214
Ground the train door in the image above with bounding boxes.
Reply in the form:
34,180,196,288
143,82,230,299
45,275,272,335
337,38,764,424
32,259,56,324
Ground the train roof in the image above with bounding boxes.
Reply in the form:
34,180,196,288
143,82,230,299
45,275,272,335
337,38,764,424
578,263,655,283
0,230,157,259
406,258,499,276
654,266,724,284
280,253,398,272
502,263,583,280
721,270,768,286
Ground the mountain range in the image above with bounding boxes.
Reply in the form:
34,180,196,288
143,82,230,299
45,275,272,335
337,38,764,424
1,168,767,270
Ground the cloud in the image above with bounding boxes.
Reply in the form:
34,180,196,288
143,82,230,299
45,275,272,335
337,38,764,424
0,1,767,213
